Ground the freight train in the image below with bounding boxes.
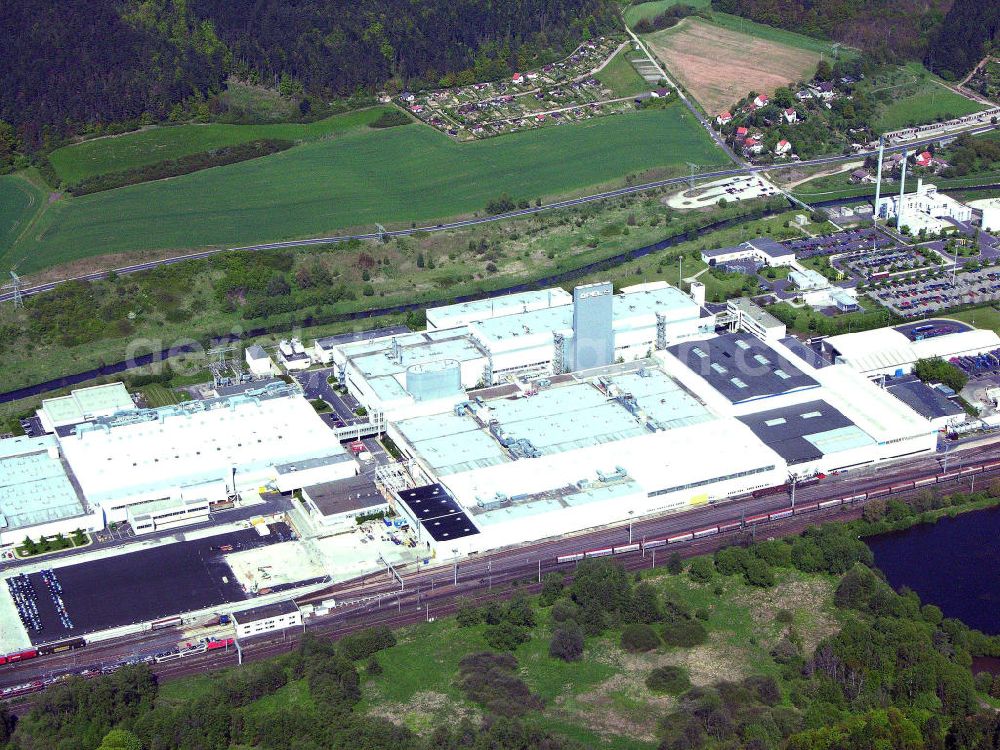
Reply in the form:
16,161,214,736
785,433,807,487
557,458,1000,564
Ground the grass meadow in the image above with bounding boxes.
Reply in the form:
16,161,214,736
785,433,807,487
47,107,399,185
6,104,725,274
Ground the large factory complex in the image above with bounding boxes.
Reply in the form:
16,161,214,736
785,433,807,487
3,279,1000,651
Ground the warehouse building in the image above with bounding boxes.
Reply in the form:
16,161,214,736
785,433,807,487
328,282,716,419
301,475,389,532
822,325,1000,378
55,381,357,523
425,288,573,330
0,435,102,547
232,600,302,639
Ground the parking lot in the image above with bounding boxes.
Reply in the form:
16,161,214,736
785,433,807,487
783,227,898,261
9,523,299,644
871,267,1000,317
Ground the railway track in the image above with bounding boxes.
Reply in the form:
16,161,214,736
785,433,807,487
3,447,998,704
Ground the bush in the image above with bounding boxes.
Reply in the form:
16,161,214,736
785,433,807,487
539,573,565,606
369,110,412,128
549,622,585,662
662,619,708,647
551,599,580,624
646,665,691,694
484,621,531,651
621,623,661,653
457,652,542,718
338,626,397,661
688,557,715,583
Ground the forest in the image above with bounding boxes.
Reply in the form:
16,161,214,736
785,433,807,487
0,0,615,151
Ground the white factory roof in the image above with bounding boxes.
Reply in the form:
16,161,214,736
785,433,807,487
426,288,572,329
441,417,783,512
0,435,85,531
58,386,349,506
471,285,700,345
40,382,134,428
395,366,714,476
826,326,1000,374
349,335,483,380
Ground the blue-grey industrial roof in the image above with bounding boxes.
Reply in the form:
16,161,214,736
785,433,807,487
886,377,964,420
780,337,832,369
736,400,870,463
315,326,411,348
667,333,818,403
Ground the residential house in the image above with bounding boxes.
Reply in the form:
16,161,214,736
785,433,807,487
774,139,792,156
736,126,749,138
795,89,813,101
783,107,797,123
753,94,769,108
850,168,874,184
744,137,763,155
914,151,933,168
717,111,733,125
512,73,524,84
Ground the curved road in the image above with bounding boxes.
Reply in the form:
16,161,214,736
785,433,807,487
2,123,995,306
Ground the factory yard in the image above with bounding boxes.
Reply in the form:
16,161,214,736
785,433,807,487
643,18,822,116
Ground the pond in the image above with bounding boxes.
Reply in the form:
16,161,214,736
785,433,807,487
866,507,1000,635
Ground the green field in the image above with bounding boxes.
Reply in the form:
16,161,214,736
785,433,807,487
871,63,984,132
942,305,1000,336
139,383,182,407
0,174,45,257
48,107,399,185
705,12,853,57
625,0,711,27
596,48,653,97
6,105,725,274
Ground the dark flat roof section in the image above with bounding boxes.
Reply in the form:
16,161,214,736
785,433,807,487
667,333,818,403
886,377,964,420
397,483,480,543
737,399,855,463
305,475,386,517
232,599,299,624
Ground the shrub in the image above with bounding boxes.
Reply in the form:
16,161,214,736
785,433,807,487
646,665,690,694
484,621,531,651
663,619,708,647
539,573,565,606
621,623,661,653
688,557,715,583
457,652,542,718
551,599,580,624
549,622,585,662
369,110,411,128
338,626,397,661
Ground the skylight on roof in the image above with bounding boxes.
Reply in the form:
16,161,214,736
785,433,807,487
764,418,787,426
735,339,750,350
774,369,790,380
710,362,728,374
731,378,748,389
754,354,770,365
801,411,822,419
692,347,707,359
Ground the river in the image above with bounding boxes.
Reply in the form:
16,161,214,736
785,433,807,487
866,506,1000,635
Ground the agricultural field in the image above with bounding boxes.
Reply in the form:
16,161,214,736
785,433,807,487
4,104,725,274
47,107,399,186
0,174,45,258
624,0,711,28
870,63,985,132
595,48,654,98
643,17,823,116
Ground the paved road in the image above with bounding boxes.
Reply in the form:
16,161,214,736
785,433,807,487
3,122,996,307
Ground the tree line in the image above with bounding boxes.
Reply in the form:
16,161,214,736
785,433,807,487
0,0,616,157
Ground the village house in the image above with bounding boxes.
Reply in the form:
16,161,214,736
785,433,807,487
783,107,797,123
717,111,733,125
774,139,792,156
